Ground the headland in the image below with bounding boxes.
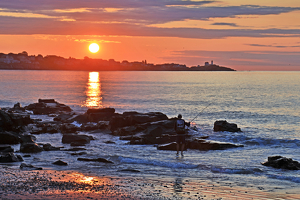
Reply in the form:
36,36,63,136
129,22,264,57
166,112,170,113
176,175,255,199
0,51,236,71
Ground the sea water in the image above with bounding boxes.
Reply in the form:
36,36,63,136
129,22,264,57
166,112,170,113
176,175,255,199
0,70,300,193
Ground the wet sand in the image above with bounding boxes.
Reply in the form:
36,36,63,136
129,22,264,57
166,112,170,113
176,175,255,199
1,166,299,200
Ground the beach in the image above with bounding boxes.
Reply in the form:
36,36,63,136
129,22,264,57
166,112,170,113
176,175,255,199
1,166,299,200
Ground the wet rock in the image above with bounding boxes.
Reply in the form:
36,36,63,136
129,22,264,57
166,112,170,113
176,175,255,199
77,157,113,164
119,169,141,173
63,147,86,151
213,120,241,132
70,152,87,156
0,131,20,144
20,163,43,170
53,160,68,166
187,139,244,151
42,143,62,151
0,152,23,162
104,141,115,144
0,145,14,152
87,108,117,122
20,134,35,143
53,113,74,122
109,112,168,131
261,156,300,170
60,123,81,134
62,134,92,145
20,142,43,153
0,110,32,132
24,99,72,115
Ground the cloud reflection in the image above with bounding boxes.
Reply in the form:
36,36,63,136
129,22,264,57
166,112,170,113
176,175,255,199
85,72,103,108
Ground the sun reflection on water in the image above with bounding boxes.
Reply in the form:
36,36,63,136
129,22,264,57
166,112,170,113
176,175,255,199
85,72,103,108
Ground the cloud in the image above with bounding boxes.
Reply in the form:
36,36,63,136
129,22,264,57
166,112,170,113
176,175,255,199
211,22,238,27
247,43,300,48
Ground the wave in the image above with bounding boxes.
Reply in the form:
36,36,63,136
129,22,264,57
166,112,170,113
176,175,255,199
118,157,199,169
211,166,263,175
267,174,300,183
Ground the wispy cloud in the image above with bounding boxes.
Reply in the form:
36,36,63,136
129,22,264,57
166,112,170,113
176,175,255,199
211,22,238,27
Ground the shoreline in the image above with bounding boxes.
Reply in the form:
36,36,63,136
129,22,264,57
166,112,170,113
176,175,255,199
1,166,299,200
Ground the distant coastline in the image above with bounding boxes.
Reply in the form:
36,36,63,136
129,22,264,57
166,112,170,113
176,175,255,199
0,51,236,71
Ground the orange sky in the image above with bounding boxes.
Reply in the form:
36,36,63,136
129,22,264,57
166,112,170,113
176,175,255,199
1,0,300,71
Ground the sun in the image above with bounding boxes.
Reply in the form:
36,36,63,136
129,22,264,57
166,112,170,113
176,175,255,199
89,43,100,53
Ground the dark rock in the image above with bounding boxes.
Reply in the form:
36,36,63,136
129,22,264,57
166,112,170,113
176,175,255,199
109,112,168,131
261,156,300,170
53,113,74,122
213,120,241,132
70,142,85,146
20,134,35,143
24,99,72,115
104,141,115,144
42,143,61,151
119,169,140,173
187,139,243,151
23,155,31,157
20,142,43,153
20,163,43,170
62,134,92,144
60,123,81,134
86,108,116,122
0,131,20,144
53,160,68,166
77,157,113,163
0,152,23,162
0,110,32,132
0,145,14,152
11,102,26,112
70,152,87,156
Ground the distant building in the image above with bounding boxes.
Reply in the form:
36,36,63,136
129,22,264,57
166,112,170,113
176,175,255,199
205,62,209,66
211,60,213,65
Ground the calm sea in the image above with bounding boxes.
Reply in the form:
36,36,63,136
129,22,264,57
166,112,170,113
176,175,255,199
1,70,300,194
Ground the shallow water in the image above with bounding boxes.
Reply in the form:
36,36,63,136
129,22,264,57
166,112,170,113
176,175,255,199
1,70,300,194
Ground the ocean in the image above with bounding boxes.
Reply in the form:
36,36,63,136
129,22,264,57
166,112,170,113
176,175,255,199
1,70,300,195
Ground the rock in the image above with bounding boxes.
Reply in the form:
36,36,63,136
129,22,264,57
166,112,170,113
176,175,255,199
60,123,81,134
0,145,14,152
53,160,68,166
0,152,23,162
53,113,74,122
261,156,300,170
42,143,61,151
77,157,113,163
213,120,241,132
63,147,86,151
20,142,43,153
11,102,26,112
187,139,243,151
119,169,140,173
0,131,20,144
20,134,35,143
70,152,87,156
62,134,92,145
0,110,32,132
20,163,43,170
24,99,72,115
87,108,116,122
109,112,168,131
104,141,115,144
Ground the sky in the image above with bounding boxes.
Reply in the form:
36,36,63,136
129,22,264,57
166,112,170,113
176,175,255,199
0,0,300,71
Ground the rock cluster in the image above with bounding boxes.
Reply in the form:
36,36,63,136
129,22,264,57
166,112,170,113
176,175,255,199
261,156,300,170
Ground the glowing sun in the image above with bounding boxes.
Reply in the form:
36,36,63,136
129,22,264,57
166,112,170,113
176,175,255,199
89,43,99,53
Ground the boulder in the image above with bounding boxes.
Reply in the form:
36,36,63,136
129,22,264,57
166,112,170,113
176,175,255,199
0,131,20,144
261,156,300,170
87,108,117,122
187,139,243,151
0,145,14,152
20,134,35,143
20,142,43,153
53,160,68,166
0,152,23,162
157,142,187,151
62,134,92,144
213,120,241,132
0,110,32,132
42,143,62,151
60,123,81,134
20,163,43,170
53,113,74,122
77,157,113,164
109,112,168,131
24,99,72,115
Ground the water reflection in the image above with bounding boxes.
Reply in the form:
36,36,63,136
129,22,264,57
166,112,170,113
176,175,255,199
85,72,103,108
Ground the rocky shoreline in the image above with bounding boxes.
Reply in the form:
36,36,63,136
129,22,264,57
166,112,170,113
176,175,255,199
1,99,300,199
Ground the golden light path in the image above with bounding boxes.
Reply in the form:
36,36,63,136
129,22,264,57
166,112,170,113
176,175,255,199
85,72,103,108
